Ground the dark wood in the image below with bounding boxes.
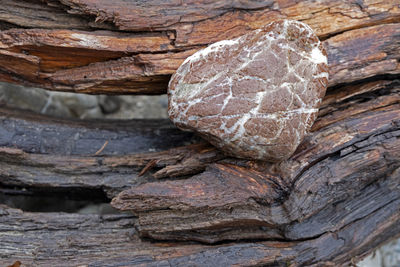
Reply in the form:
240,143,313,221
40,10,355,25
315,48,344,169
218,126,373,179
0,79,399,266
0,105,199,197
0,105,195,155
0,1,399,93
2,197,400,266
112,80,400,244
1,1,400,266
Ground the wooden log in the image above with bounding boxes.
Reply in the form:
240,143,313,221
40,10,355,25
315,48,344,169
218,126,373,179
112,79,400,243
0,1,399,93
0,106,195,155
0,79,399,266
0,105,201,197
1,1,400,266
1,195,400,266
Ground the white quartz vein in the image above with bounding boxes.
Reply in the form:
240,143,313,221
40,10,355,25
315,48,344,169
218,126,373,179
169,19,329,160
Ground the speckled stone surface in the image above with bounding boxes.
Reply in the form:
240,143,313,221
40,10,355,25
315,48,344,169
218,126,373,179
168,20,328,161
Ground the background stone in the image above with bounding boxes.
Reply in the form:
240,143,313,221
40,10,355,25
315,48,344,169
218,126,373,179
0,82,168,119
359,239,400,267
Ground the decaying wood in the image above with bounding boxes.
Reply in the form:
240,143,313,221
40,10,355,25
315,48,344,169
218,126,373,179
1,78,399,265
0,106,195,155
1,1,400,266
2,194,400,267
112,80,400,244
0,1,399,93
0,105,208,197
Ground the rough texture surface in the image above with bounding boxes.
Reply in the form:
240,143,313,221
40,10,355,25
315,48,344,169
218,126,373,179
1,1,400,266
2,200,400,267
168,20,328,161
0,0,400,94
0,1,399,94
0,105,197,198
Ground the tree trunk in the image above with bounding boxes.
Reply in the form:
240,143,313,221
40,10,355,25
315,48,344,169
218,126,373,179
1,1,400,266
1,0,399,94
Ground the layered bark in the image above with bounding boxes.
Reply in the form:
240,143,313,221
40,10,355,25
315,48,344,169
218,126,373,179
2,200,400,266
1,1,400,266
1,78,399,266
0,1,399,93
0,106,199,197
112,79,400,244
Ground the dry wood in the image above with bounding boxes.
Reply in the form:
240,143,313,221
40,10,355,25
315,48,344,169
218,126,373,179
0,1,399,93
1,0,400,266
0,79,399,266
1,194,400,267
0,105,202,197
112,80,400,244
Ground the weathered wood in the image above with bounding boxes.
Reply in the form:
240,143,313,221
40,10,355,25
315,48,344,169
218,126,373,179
0,142,221,198
1,197,400,267
1,79,399,266
0,1,399,93
2,80,398,198
0,106,194,155
1,1,400,266
0,105,202,197
112,79,400,243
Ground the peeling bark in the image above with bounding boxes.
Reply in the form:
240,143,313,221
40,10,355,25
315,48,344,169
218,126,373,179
0,79,399,265
1,196,400,266
0,1,399,93
112,80,400,243
1,1,400,266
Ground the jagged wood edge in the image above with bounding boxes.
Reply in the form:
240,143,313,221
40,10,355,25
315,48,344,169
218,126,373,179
111,79,400,243
1,194,400,266
0,1,399,93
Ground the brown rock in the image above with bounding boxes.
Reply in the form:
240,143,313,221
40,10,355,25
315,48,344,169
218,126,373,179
168,20,328,161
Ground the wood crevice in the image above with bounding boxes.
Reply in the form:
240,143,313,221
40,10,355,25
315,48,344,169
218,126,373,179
1,1,400,266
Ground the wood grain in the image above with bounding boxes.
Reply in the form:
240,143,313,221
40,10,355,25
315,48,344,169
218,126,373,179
0,0,399,93
0,79,399,266
112,81,400,243
1,193,400,266
1,1,400,266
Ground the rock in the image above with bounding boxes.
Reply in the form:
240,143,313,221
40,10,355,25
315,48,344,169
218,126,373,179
168,20,328,161
0,82,103,118
103,95,168,119
358,239,400,267
0,82,169,120
49,92,103,119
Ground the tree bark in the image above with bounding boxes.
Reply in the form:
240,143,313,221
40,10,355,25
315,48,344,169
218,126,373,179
1,81,399,266
1,1,400,266
0,105,201,198
2,201,400,267
0,1,399,93
112,79,400,244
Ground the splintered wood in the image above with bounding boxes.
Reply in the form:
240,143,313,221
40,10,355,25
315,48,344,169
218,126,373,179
1,1,400,266
0,0,399,93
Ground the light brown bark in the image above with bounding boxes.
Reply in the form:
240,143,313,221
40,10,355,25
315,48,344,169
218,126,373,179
0,0,399,93
1,1,400,266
